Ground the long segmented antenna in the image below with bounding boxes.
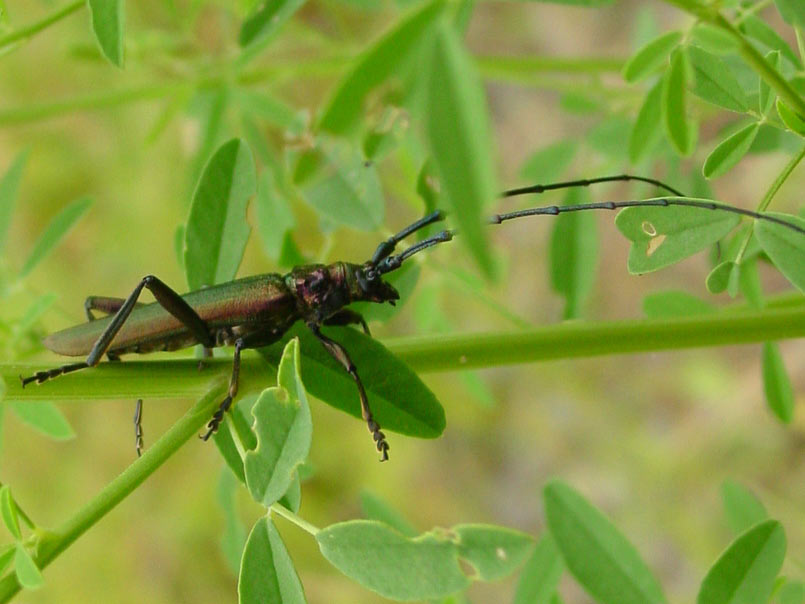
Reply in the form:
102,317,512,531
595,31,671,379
370,210,445,266
502,174,686,198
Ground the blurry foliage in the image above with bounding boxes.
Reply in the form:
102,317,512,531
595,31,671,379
0,0,803,603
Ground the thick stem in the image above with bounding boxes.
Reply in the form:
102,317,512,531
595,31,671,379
0,385,226,603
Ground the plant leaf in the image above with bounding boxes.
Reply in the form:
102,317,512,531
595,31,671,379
774,0,805,26
615,201,741,273
298,136,384,231
720,480,768,536
9,401,74,440
318,0,446,135
549,188,598,319
776,99,805,137
217,468,247,574
519,140,578,184
754,212,805,292
739,15,802,69
0,486,20,541
184,138,256,289
697,520,785,604
0,150,28,255
761,342,795,424
360,490,418,537
86,0,125,67
260,324,445,438
622,30,682,83
239,0,306,48
706,261,736,294
662,49,694,155
14,544,43,589
239,516,306,604
703,123,759,179
317,520,469,600
452,524,534,582
630,80,664,164
544,480,667,604
759,51,780,116
513,533,564,604
642,290,715,319
690,23,740,55
425,20,496,278
687,46,748,113
245,339,312,507
20,197,92,278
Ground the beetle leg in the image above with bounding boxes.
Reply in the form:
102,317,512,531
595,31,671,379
22,275,214,386
200,327,286,441
324,309,370,336
307,322,389,461
85,296,142,321
134,399,144,457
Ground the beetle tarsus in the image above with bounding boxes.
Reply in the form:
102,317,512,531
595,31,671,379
134,399,144,457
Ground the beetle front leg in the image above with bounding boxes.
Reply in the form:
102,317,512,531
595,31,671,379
22,275,214,387
307,322,389,461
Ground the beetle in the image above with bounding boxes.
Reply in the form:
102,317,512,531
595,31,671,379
20,175,805,460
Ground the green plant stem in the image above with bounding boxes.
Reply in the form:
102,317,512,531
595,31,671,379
0,0,83,51
271,503,320,536
0,385,225,604
3,307,803,401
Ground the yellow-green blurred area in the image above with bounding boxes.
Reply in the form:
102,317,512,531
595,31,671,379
0,1,804,603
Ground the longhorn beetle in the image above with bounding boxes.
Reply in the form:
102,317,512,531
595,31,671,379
20,175,805,461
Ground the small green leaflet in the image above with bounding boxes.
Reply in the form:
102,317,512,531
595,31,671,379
703,123,759,179
642,290,715,319
14,545,42,589
720,480,768,536
239,0,306,48
360,490,418,537
0,486,20,540
544,480,666,604
739,15,802,69
615,201,741,273
774,0,805,26
621,30,682,83
687,46,748,113
244,339,312,508
317,0,446,135
697,520,785,604
9,402,75,440
425,19,496,278
20,197,93,279
519,140,577,184
762,342,795,424
690,23,740,56
216,469,247,574
316,520,532,600
87,0,125,67
754,212,805,293
513,533,564,604
630,80,663,164
759,51,780,116
662,49,694,156
706,261,739,295
0,150,28,255
776,99,805,137
239,516,306,604
298,136,385,232
184,138,256,290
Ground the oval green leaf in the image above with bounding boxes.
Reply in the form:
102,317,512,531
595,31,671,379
260,323,445,438
239,516,306,604
239,0,306,48
544,480,666,604
720,480,768,536
549,189,598,319
87,0,125,67
184,138,256,290
630,80,664,164
318,0,446,135
642,290,715,319
754,212,805,292
690,23,740,56
662,49,694,156
687,46,748,113
14,545,43,590
703,123,759,179
20,197,93,279
453,524,534,582
697,520,786,604
317,520,469,600
774,0,805,26
622,30,682,83
513,533,564,604
706,261,736,294
776,99,805,137
740,15,802,69
245,339,312,507
762,342,795,424
759,51,780,116
0,487,20,541
615,200,741,273
298,136,384,231
9,401,75,440
425,20,496,278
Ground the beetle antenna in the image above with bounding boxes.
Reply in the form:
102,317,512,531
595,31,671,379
503,174,685,198
375,230,453,274
369,210,446,266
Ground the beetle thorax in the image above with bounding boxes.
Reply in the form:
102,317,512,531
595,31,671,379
285,263,352,321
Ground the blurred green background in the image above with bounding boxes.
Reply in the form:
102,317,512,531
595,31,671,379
0,1,803,602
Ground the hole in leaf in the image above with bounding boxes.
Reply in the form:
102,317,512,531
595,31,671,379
495,547,507,561
641,221,657,237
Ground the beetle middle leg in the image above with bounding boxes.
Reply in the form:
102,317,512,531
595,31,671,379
22,275,215,386
307,322,389,461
